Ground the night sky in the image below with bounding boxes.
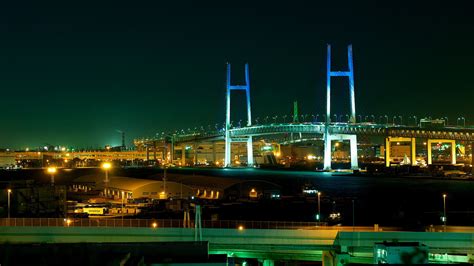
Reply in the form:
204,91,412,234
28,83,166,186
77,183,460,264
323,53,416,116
0,1,473,149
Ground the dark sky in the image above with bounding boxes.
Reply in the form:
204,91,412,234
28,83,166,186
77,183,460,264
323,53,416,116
0,1,473,149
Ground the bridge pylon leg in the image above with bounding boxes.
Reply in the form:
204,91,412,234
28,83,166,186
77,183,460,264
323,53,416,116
349,135,358,170
247,136,254,167
323,132,332,170
225,63,252,168
224,136,231,167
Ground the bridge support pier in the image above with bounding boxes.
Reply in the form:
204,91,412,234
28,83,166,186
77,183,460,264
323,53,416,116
427,139,456,165
181,146,186,166
247,136,254,166
323,132,332,170
193,142,198,166
385,137,416,167
212,142,217,165
324,133,358,170
170,136,175,164
323,250,350,266
260,259,274,266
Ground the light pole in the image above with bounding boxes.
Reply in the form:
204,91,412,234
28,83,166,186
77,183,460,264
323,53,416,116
443,193,447,231
163,166,167,197
442,116,448,126
352,199,355,231
47,167,57,186
121,191,125,224
317,191,321,222
102,162,112,197
7,189,12,220
412,116,418,126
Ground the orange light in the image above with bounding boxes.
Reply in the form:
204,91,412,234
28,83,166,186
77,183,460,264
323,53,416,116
238,225,244,231
152,222,158,228
47,167,57,174
102,162,112,169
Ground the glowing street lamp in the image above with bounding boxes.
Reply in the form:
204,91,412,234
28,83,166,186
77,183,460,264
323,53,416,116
47,167,57,186
317,191,321,222
7,189,12,219
102,162,112,196
442,193,447,231
121,191,125,223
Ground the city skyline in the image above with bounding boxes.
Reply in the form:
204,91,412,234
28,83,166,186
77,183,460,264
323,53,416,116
1,2,473,148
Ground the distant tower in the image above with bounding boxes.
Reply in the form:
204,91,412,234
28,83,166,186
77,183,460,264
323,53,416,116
117,130,126,151
324,44,358,170
121,131,126,150
224,63,253,167
293,101,299,123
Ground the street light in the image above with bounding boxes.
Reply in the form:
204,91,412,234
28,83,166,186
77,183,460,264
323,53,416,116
102,162,112,197
443,193,447,231
47,167,57,186
7,189,12,220
121,191,125,224
411,116,418,126
317,191,321,222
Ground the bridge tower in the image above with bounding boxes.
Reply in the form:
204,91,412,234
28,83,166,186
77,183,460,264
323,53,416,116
225,63,254,167
324,44,358,170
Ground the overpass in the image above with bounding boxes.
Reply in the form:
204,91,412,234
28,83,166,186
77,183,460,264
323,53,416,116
1,218,474,265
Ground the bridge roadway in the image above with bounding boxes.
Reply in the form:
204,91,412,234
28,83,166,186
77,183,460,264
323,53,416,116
160,122,474,143
1,220,474,264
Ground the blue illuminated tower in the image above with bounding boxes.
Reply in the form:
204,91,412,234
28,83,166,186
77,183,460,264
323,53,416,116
323,44,358,170
225,63,253,167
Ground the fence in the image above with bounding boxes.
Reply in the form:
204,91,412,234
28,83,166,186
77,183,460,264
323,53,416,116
0,218,334,229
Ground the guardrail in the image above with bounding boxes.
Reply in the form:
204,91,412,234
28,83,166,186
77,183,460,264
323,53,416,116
0,218,405,231
0,218,327,229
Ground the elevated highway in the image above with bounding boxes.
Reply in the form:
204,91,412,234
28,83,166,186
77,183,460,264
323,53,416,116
1,219,474,264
